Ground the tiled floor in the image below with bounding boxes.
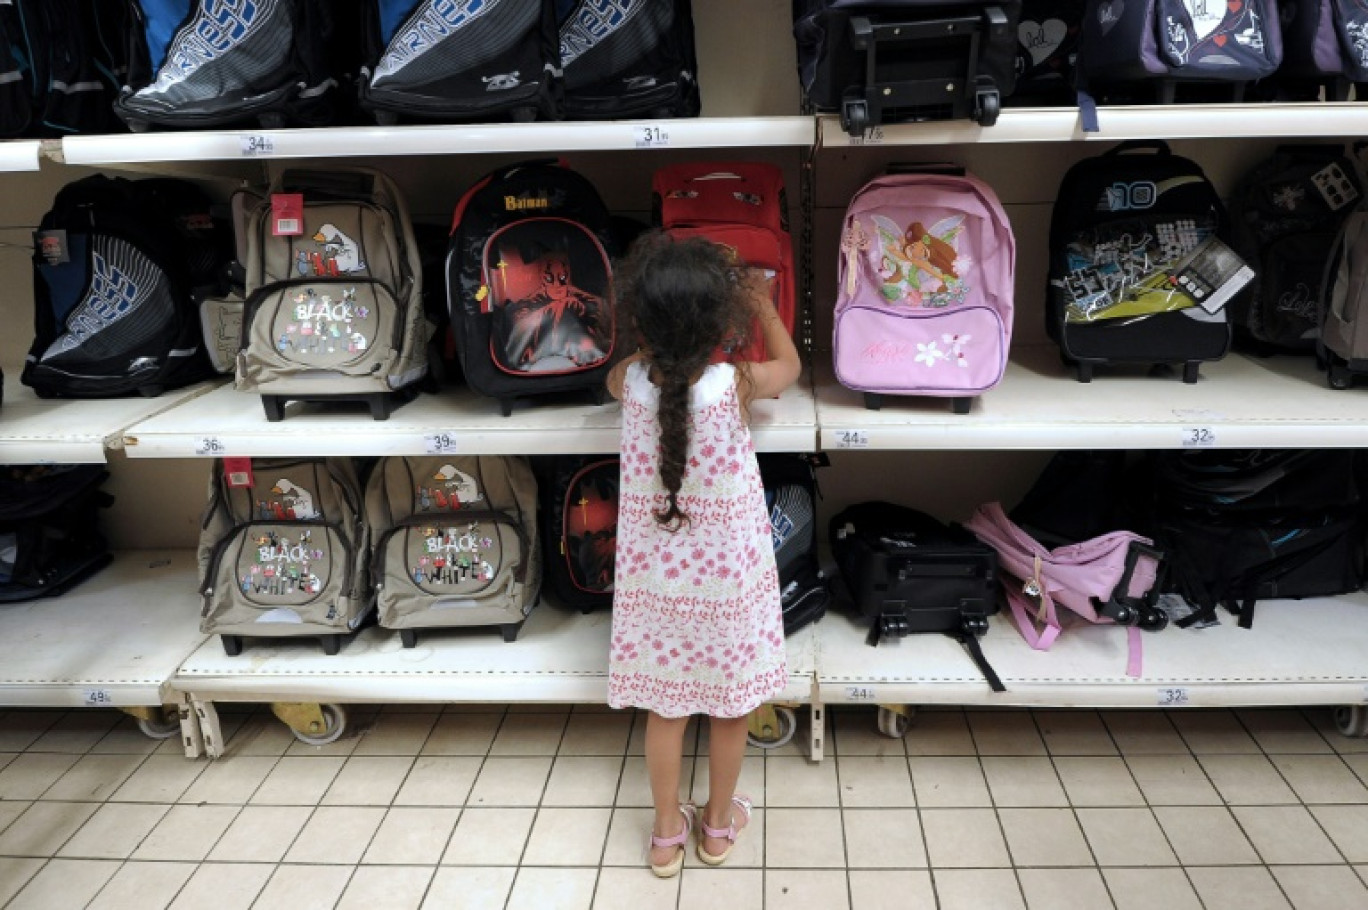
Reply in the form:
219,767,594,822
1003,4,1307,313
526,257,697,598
1,705,1368,909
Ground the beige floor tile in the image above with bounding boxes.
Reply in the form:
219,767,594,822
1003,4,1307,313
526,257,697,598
999,808,1093,867
249,756,345,805
1313,711,1368,756
336,865,434,910
836,756,916,808
522,807,612,866
1101,711,1187,754
765,807,846,868
766,869,850,910
207,805,312,862
467,756,553,807
284,805,386,865
1311,806,1368,863
108,756,205,803
904,711,977,756
87,861,197,910
616,756,692,808
848,870,936,909
0,802,99,856
1172,710,1261,754
1153,806,1261,865
832,709,908,757
131,804,239,861
1344,754,1368,788
42,753,146,802
921,807,1011,868
559,713,633,756
1187,867,1292,910
88,717,167,756
1125,754,1223,805
1103,868,1202,910
28,710,121,753
363,806,461,865
1271,865,1368,910
322,756,414,806
981,756,1069,807
1271,754,1368,804
167,862,275,910
0,800,29,836
351,712,439,756
1237,709,1334,755
598,807,653,867
1077,807,1176,866
909,756,991,808
1054,756,1145,807
0,858,45,906
1358,864,1368,888
842,808,926,868
420,712,506,756
393,755,482,807
1018,867,1114,910
1232,806,1344,864
1035,711,1118,755
765,755,840,807
423,866,516,910
506,866,598,910
678,868,762,910
1199,754,1299,804
7,858,120,910
490,713,569,756
934,868,1026,910
178,755,278,804
284,720,364,757
968,711,1048,756
0,711,63,751
591,865,679,909
442,807,537,865
689,753,763,809
0,752,13,774
58,802,169,859
253,863,352,910
684,806,764,869
542,756,624,807
0,752,79,799
222,716,296,757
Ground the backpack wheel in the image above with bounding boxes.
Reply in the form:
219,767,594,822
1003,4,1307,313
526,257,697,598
877,706,914,738
1182,362,1201,384
258,112,287,130
975,90,1000,127
499,622,523,643
137,384,165,398
589,386,609,406
863,392,884,410
400,629,418,649
499,399,515,417
1137,605,1169,632
221,635,243,656
320,635,343,656
368,394,393,421
261,396,286,422
125,118,151,134
1328,363,1353,390
374,110,400,127
841,98,870,137
951,397,973,415
1075,362,1094,383
1157,80,1177,105
510,106,538,123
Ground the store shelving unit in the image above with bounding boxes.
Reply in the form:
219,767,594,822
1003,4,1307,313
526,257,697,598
0,140,41,172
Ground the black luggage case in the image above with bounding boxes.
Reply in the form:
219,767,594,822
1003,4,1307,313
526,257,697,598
793,0,1020,134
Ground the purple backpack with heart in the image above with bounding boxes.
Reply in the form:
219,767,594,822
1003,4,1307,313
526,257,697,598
1281,0,1368,93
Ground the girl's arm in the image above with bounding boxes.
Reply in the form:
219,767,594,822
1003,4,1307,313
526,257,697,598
740,287,802,405
606,350,646,401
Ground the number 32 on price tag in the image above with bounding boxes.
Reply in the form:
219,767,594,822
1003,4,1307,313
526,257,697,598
1181,427,1216,447
1157,687,1190,707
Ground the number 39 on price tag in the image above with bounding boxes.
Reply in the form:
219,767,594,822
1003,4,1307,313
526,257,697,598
834,429,869,449
424,432,459,456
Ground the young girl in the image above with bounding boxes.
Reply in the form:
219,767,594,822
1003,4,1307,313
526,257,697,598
606,233,801,877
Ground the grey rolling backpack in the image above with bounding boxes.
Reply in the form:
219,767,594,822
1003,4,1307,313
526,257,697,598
198,457,370,655
1322,211,1368,389
365,456,542,647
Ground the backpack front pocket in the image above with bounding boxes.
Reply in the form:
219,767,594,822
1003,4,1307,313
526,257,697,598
203,520,355,630
835,303,1007,395
561,460,619,596
376,511,528,619
244,277,399,376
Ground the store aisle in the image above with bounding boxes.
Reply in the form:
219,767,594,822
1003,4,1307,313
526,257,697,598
0,704,1366,909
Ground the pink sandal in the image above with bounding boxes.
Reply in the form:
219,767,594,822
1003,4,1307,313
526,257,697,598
697,794,753,866
649,803,696,878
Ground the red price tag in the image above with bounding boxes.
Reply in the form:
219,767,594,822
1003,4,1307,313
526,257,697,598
271,193,304,237
224,457,254,488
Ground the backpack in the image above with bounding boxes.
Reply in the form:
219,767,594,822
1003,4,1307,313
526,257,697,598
1009,0,1085,104
541,455,620,613
116,0,351,131
1229,147,1363,356
22,175,225,399
1046,141,1237,383
0,465,113,602
652,162,796,364
448,160,618,415
557,0,700,119
833,168,1016,414
197,457,369,655
366,456,541,646
759,454,830,636
237,167,431,421
1320,210,1368,387
359,0,561,124
1279,0,1368,97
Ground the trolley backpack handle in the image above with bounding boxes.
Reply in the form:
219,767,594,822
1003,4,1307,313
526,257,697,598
885,162,967,177
1104,140,1172,157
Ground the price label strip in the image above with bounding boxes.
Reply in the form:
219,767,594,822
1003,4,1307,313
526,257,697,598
84,688,114,707
845,685,877,701
425,432,459,456
852,126,885,145
1157,686,1191,707
240,134,276,157
1181,427,1216,448
834,429,870,449
634,125,670,149
194,437,226,457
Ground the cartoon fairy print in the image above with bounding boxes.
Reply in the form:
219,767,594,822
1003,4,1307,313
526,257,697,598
869,214,969,307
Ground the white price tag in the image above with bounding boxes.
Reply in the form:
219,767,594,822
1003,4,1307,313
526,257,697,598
845,685,877,701
834,429,870,449
194,436,226,456
1157,687,1191,707
424,432,459,455
1181,427,1216,447
633,124,670,148
852,126,885,145
240,134,276,157
83,689,113,707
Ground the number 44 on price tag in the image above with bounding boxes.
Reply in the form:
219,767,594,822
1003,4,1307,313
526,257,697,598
834,429,869,449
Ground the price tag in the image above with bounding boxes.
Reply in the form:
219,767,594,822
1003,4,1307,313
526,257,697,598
194,436,226,457
424,432,459,455
845,685,877,701
633,125,670,148
855,126,885,145
1181,427,1216,448
240,134,276,157
83,689,113,707
1157,687,1191,707
834,429,870,449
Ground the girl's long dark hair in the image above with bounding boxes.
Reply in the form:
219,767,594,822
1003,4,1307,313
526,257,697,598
615,232,752,530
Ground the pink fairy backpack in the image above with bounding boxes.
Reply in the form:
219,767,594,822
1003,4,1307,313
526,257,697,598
833,169,1015,414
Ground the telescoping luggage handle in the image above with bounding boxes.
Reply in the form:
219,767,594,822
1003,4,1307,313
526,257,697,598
1103,140,1173,158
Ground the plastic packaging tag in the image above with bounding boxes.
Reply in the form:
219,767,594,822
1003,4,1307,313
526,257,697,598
272,194,304,237
35,230,68,265
223,457,254,489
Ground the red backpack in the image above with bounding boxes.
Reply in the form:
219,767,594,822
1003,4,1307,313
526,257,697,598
652,163,796,364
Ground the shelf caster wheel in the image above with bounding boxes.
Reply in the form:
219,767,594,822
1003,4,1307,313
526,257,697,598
261,395,286,422
951,397,973,415
863,392,883,411
877,705,915,738
975,90,1000,126
746,705,797,749
274,702,347,746
1182,362,1201,384
374,110,400,126
320,635,343,656
400,629,418,649
122,706,180,740
1335,705,1368,738
221,635,243,656
841,98,870,137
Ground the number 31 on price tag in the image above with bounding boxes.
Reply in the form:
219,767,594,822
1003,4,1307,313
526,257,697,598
633,125,669,148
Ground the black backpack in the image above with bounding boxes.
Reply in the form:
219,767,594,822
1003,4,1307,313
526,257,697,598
1008,0,1084,105
542,455,620,612
0,465,113,602
1229,146,1364,356
758,454,830,636
556,0,700,119
23,175,227,398
447,160,617,414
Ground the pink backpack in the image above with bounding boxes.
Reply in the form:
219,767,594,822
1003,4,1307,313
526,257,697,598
834,171,1015,414
964,503,1168,677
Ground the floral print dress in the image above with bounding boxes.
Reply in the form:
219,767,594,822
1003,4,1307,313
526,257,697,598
607,362,788,718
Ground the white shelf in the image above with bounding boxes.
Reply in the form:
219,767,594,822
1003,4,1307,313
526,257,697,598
816,346,1368,451
172,603,817,706
59,116,816,166
817,103,1368,147
0,550,206,708
816,599,1368,709
0,381,218,464
122,374,818,458
0,140,41,171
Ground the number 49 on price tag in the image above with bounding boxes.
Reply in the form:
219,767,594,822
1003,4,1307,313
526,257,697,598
83,689,113,707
